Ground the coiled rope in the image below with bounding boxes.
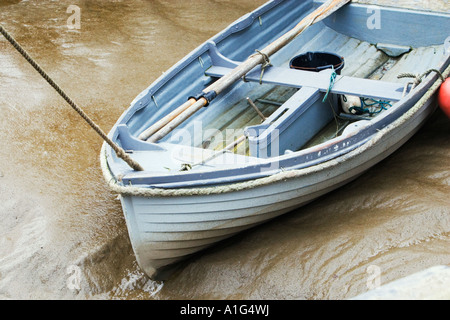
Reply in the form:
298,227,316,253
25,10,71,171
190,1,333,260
252,50,272,84
398,69,445,88
349,98,392,116
0,25,144,171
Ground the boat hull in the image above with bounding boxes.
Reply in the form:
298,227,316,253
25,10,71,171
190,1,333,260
120,96,437,280
101,0,450,280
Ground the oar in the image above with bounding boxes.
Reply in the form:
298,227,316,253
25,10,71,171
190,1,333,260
144,0,350,143
138,98,196,140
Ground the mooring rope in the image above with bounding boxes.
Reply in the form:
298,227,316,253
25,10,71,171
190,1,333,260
0,25,144,171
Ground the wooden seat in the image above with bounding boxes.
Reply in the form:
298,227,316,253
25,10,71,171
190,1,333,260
206,65,406,102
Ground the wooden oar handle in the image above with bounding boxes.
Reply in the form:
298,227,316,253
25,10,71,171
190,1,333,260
146,97,208,143
138,98,197,140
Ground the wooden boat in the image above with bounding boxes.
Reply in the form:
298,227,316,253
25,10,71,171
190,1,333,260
100,0,450,280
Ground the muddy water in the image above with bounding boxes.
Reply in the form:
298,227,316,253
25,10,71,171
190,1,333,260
0,0,449,300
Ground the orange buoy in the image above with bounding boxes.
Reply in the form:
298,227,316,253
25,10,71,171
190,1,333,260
438,77,450,118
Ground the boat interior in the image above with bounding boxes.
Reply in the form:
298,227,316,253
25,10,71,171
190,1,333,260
108,0,449,182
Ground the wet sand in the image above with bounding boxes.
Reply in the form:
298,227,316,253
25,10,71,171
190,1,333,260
0,0,449,300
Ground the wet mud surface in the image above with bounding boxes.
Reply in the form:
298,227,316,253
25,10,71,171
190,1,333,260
0,0,449,299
